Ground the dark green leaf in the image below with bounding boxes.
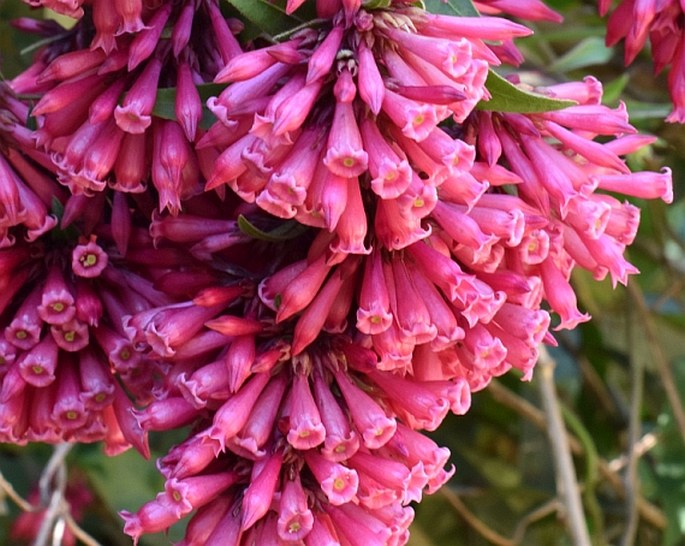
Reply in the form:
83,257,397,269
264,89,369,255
223,0,300,37
51,196,65,220
423,0,479,17
363,0,392,8
153,83,226,129
237,214,309,242
477,70,576,113
51,196,81,241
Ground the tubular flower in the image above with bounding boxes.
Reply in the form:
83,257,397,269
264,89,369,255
0,104,194,453
599,0,685,122
0,195,179,455
474,0,563,23
204,1,531,249
0,85,61,247
22,0,148,37
463,76,671,295
115,195,466,544
0,236,155,452
122,335,455,546
11,0,242,212
0,2,675,546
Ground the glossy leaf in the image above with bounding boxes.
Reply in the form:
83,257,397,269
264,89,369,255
363,0,392,8
237,215,309,242
423,0,479,16
153,83,225,128
478,70,575,113
223,0,300,37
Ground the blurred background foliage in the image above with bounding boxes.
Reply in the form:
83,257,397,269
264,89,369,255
0,0,684,544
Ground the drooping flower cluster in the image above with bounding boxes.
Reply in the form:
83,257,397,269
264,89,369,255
0,0,675,544
14,0,242,211
102,188,462,543
204,4,526,228
599,0,685,122
0,90,154,454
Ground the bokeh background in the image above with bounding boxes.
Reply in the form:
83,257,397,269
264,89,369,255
0,0,684,544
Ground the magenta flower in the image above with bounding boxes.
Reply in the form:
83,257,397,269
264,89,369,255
599,0,685,122
12,0,242,211
205,1,530,249
0,2,676,546
475,0,563,22
121,334,455,544
0,103,186,451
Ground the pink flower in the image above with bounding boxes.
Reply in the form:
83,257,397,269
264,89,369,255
475,0,563,22
205,2,524,249
13,1,243,211
278,475,315,541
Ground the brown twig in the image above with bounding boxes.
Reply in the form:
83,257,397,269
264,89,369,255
487,380,667,530
621,292,643,546
0,444,102,546
537,346,592,546
34,444,71,546
627,281,685,445
0,469,35,512
34,477,66,546
440,487,562,546
607,433,659,473
510,499,561,544
63,511,103,546
440,487,516,546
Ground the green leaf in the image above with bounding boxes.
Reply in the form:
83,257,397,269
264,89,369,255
477,70,576,113
237,214,309,242
423,0,479,17
363,0,392,8
51,196,65,220
80,448,176,546
51,195,81,241
153,83,226,129
602,73,630,105
223,0,300,37
625,100,672,121
548,36,614,73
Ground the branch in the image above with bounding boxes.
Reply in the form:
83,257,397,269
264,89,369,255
536,346,592,546
441,488,562,546
621,289,644,546
627,281,685,444
0,470,35,512
63,510,103,546
34,444,71,545
440,487,515,546
487,381,667,530
607,433,659,473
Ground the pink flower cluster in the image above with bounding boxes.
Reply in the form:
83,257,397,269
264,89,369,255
0,0,674,544
599,0,685,122
13,0,241,211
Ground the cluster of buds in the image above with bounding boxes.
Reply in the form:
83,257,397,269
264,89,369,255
0,0,674,544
